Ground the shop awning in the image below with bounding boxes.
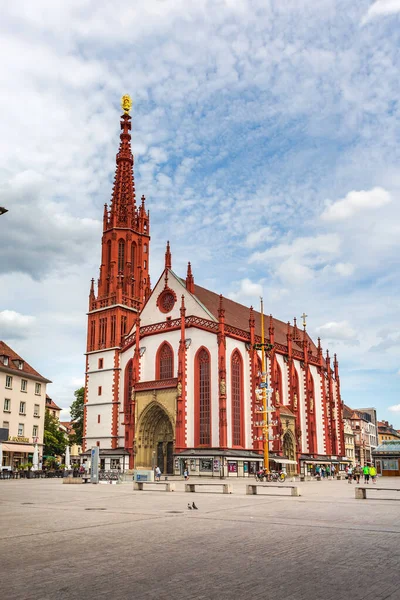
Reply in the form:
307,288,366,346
2,444,35,453
270,458,298,465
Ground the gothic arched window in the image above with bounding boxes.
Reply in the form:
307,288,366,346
231,350,244,447
156,342,173,380
124,359,133,414
195,347,211,446
118,239,125,273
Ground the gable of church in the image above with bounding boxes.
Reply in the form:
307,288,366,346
135,268,217,328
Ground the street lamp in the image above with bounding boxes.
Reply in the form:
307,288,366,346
0,207,8,216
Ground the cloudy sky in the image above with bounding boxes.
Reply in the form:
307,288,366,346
1,0,400,426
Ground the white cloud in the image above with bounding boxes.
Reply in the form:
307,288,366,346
362,0,400,24
229,278,263,301
388,403,400,413
0,310,35,340
321,187,391,222
244,227,274,248
316,321,359,345
334,263,355,277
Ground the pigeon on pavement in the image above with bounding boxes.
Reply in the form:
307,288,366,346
187,503,192,510
192,502,198,510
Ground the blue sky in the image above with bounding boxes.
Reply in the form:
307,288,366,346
1,0,400,425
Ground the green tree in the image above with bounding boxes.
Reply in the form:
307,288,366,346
70,387,84,445
43,411,67,457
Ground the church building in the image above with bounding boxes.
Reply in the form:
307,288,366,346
83,99,346,477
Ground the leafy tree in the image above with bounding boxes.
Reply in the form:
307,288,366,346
70,387,84,445
43,411,67,457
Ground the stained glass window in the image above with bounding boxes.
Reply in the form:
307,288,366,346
231,350,243,446
198,348,211,445
158,343,173,380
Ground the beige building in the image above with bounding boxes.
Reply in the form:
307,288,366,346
0,341,51,469
378,420,400,444
344,419,355,464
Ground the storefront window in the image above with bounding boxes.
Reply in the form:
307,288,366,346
213,459,220,472
200,458,212,472
228,461,238,473
382,459,398,470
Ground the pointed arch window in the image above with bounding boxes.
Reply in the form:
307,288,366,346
231,350,244,447
124,359,133,414
156,342,173,380
118,239,125,273
195,348,211,446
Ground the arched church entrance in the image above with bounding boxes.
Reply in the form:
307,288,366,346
136,402,174,475
282,430,297,475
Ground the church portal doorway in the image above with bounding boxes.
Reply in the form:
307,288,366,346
282,431,297,475
136,402,174,475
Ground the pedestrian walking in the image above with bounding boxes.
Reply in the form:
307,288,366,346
155,466,161,481
184,468,189,481
321,466,326,479
354,465,361,484
315,465,320,478
331,465,336,477
326,465,331,478
347,465,353,484
363,464,370,484
369,464,377,484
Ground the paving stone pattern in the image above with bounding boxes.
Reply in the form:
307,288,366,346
0,477,400,600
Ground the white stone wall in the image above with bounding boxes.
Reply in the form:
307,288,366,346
310,364,325,454
85,349,117,449
294,361,308,453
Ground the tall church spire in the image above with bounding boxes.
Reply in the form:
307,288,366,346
87,95,151,352
108,110,136,229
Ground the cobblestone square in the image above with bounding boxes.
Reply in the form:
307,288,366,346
1,477,400,600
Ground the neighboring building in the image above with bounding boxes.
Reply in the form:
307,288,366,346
344,406,373,466
343,407,355,464
372,441,400,477
82,100,346,476
60,421,82,464
356,408,378,451
45,395,61,420
0,341,51,469
378,420,400,444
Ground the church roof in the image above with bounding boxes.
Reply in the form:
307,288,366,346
0,341,51,382
192,283,318,353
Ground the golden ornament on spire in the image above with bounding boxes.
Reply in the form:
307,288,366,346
121,94,132,114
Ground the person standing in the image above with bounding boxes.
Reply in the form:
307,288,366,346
363,464,370,484
155,466,161,482
347,465,353,484
183,468,189,481
331,465,336,478
369,464,377,484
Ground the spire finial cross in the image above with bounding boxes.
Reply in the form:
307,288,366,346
301,312,308,328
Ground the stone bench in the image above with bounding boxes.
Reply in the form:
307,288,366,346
185,483,233,494
63,477,83,484
134,481,175,492
246,484,301,496
355,487,400,500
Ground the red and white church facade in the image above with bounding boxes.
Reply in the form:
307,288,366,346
83,103,346,476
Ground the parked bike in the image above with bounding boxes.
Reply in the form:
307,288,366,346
255,469,286,483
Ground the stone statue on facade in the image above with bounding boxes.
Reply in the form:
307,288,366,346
219,379,226,395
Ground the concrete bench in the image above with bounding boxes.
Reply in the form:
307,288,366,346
185,483,232,494
63,477,83,484
246,484,301,497
134,481,175,492
355,487,400,500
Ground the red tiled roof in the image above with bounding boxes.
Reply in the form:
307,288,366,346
192,283,319,354
0,341,51,382
46,395,62,411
